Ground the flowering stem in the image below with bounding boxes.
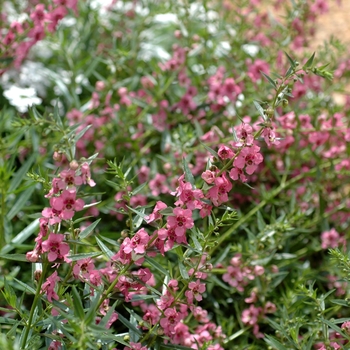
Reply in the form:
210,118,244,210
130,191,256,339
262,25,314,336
21,262,48,349
210,159,340,256
97,262,132,309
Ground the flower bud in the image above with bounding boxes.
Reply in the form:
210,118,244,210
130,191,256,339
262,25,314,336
69,160,79,170
53,151,62,162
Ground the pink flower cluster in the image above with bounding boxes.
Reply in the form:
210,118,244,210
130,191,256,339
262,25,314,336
1,1,78,72
26,161,95,303
222,254,265,292
321,228,345,250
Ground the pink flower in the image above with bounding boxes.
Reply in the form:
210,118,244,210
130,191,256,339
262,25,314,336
167,207,194,237
123,228,150,255
146,201,167,224
234,144,263,175
51,189,85,221
42,199,63,225
59,169,83,188
321,228,344,249
262,127,280,147
185,279,206,303
41,271,60,302
42,233,70,262
73,258,95,279
341,321,350,335
207,173,232,206
160,307,181,335
201,170,217,184
174,176,204,210
81,162,96,187
149,173,169,196
218,145,235,160
241,305,264,338
234,123,254,147
264,301,276,314
229,167,247,182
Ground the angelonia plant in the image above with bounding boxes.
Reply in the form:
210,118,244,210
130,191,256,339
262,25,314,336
1,0,350,350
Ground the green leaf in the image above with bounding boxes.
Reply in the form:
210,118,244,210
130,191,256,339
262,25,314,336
284,51,296,68
253,100,266,121
67,252,102,261
6,186,35,220
9,153,37,193
200,141,218,158
53,100,64,128
13,278,36,294
131,182,147,196
130,294,158,302
95,236,114,259
182,157,195,186
331,299,349,307
321,318,350,340
270,271,289,289
179,261,189,280
71,286,85,320
0,254,29,262
79,219,101,239
75,124,92,143
1,219,39,254
115,311,142,336
144,256,169,277
264,334,289,350
260,71,277,89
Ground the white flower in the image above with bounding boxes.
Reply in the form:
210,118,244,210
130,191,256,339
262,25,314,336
3,86,42,113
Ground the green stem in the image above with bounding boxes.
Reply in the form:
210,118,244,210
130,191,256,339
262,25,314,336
21,262,48,349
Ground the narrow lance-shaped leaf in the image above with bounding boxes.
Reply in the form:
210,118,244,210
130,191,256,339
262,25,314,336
284,51,296,68
303,52,316,70
182,157,195,186
253,100,267,121
260,71,277,89
79,219,101,239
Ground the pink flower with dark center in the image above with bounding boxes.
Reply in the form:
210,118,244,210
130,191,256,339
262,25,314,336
52,189,85,220
234,123,254,147
218,145,235,160
160,307,181,335
229,167,247,182
41,270,60,302
262,127,280,147
59,169,82,188
234,144,263,175
174,179,204,210
73,258,95,279
167,207,194,236
42,233,70,262
42,200,63,225
199,203,212,218
185,279,206,303
123,228,150,255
